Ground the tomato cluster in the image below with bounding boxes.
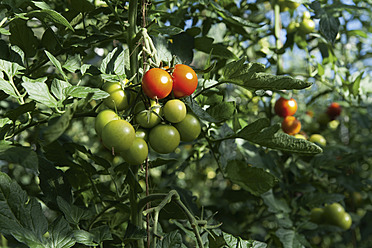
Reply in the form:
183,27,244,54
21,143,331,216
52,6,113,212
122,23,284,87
274,97,301,135
310,203,352,230
94,64,201,165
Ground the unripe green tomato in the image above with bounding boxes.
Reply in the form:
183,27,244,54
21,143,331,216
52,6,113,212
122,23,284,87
287,21,299,34
309,134,326,147
163,99,187,123
121,137,148,165
149,124,180,154
317,112,330,126
135,128,149,141
134,101,162,128
101,119,135,153
303,11,312,20
338,212,352,230
310,208,324,224
103,82,130,111
299,18,315,34
323,203,345,226
95,109,120,137
174,113,201,142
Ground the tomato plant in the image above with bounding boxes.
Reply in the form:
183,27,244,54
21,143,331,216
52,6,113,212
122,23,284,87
142,68,173,99
274,97,298,117
171,64,198,98
149,124,180,154
163,99,187,123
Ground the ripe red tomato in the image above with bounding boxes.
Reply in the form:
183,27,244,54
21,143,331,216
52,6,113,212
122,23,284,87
274,97,298,117
142,68,173,99
281,116,301,135
163,99,187,123
121,137,148,165
174,113,201,142
326,102,342,120
102,82,130,111
149,124,180,154
172,64,198,98
95,109,120,137
101,119,135,153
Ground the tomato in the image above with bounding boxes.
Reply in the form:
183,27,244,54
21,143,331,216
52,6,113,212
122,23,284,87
101,119,135,153
95,109,120,137
310,208,324,224
134,101,162,128
299,18,315,34
309,134,326,147
163,99,187,123
278,0,300,11
172,64,198,98
121,137,148,165
142,68,173,99
287,21,299,34
174,113,201,142
323,203,345,226
102,82,130,111
281,116,301,135
326,102,342,120
338,212,352,230
274,97,297,117
135,128,149,141
149,124,180,154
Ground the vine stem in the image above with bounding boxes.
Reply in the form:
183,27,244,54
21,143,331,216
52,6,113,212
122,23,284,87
128,0,139,85
274,3,282,75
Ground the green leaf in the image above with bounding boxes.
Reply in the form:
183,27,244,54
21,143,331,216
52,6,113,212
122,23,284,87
22,79,58,108
46,217,76,248
0,27,11,35
51,79,71,101
63,54,81,73
319,14,340,44
275,229,304,248
57,197,90,226
0,78,18,98
73,230,97,246
261,190,291,213
32,1,53,10
156,230,183,248
0,58,25,78
184,97,219,123
351,72,363,97
68,0,95,12
5,102,36,122
64,86,110,100
300,193,345,208
9,19,39,58
43,103,76,144
149,24,184,36
90,226,113,243
206,102,236,122
234,118,270,139
0,142,38,171
0,172,48,246
100,46,126,80
220,232,267,248
226,160,278,196
26,9,74,31
194,37,236,59
45,51,68,80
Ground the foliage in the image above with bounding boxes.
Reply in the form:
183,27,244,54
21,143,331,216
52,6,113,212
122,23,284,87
0,0,372,247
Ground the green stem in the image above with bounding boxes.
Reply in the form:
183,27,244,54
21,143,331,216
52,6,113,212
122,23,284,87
274,3,282,74
129,165,144,248
128,0,139,85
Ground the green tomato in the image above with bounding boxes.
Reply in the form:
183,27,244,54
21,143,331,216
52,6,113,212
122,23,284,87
103,82,130,111
174,113,201,142
163,99,187,123
299,18,315,34
323,203,345,226
149,124,180,154
309,134,327,147
338,212,352,230
287,21,299,34
101,119,135,153
135,128,149,141
121,137,148,165
95,109,120,137
310,208,324,224
135,101,162,128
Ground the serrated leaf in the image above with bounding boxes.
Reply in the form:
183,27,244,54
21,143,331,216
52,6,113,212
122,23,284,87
22,80,58,108
226,160,278,195
156,230,183,248
234,118,270,139
0,172,48,246
43,104,76,144
206,102,236,122
0,58,25,78
0,78,18,98
242,73,311,90
221,232,267,248
90,226,113,243
0,142,38,171
64,86,109,100
63,54,81,73
275,229,304,248
184,97,219,123
46,217,76,248
319,15,340,44
261,190,291,213
26,9,74,31
45,51,68,81
57,197,90,226
73,230,97,246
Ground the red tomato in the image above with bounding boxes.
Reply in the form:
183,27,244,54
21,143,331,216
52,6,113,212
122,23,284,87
172,64,198,98
142,68,173,99
274,97,298,117
281,116,301,135
326,102,342,120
